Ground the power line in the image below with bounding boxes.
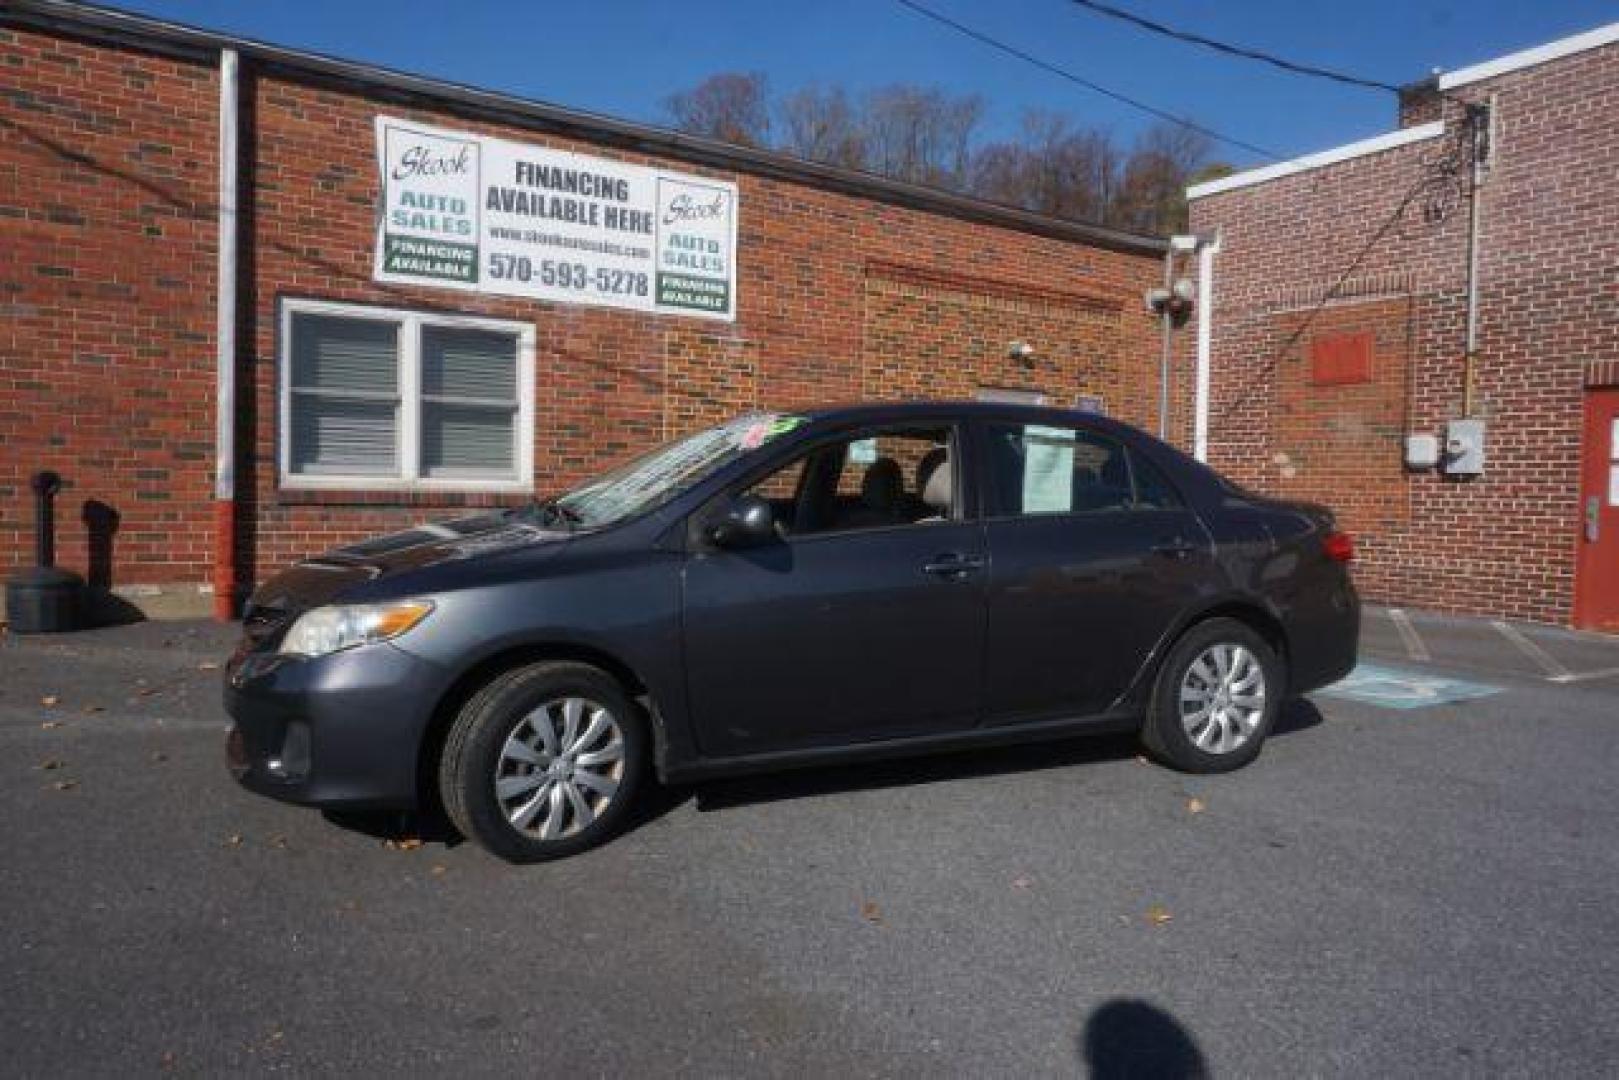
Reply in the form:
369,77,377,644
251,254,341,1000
893,0,1285,161
1068,0,1404,96
1205,120,1477,433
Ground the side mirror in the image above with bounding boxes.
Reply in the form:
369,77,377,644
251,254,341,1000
708,494,776,548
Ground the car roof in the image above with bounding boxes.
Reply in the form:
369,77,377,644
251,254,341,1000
794,399,1142,436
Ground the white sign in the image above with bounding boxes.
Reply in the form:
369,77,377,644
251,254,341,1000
375,116,738,320
1022,425,1075,513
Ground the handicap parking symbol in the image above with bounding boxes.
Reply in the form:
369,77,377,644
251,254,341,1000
1318,662,1502,711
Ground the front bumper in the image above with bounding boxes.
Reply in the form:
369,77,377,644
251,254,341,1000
224,639,448,810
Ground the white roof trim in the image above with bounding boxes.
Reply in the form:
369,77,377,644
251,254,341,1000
1186,121,1445,200
1438,21,1619,90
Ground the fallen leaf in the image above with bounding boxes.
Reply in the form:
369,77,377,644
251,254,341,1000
1011,874,1034,891
386,837,423,852
1186,797,1206,815
41,695,59,707
51,779,78,792
271,836,289,850
136,687,160,698
81,705,104,714
198,661,220,671
160,1051,177,1070
860,900,884,926
1145,905,1173,926
40,720,62,730
1134,754,1149,765
36,759,65,771
227,834,244,847
430,865,448,877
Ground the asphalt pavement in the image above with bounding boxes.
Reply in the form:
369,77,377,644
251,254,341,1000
1,610,1617,1077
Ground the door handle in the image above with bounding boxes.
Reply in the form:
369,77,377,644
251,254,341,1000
922,553,984,578
1588,495,1602,543
1151,537,1198,560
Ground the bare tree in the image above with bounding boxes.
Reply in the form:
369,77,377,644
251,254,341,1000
778,85,868,170
861,85,984,190
969,140,1035,207
1111,121,1215,233
662,72,1225,234
970,112,1123,224
664,72,771,147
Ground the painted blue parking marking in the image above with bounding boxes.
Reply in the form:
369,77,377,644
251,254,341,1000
1317,662,1503,711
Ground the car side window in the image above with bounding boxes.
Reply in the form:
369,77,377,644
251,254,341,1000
984,422,1178,516
1129,450,1186,510
739,425,957,537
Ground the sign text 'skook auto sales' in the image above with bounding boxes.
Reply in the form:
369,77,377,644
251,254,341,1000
374,116,738,320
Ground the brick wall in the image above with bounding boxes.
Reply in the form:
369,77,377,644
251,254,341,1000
1191,39,1619,624
1,24,1168,603
0,28,218,592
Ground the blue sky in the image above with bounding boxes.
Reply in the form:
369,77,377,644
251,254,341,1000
113,0,1617,168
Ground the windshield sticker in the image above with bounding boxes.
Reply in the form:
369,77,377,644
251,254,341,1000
735,414,805,451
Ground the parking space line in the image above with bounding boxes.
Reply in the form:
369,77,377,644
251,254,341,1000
1491,620,1573,681
1549,665,1619,685
1387,608,1431,662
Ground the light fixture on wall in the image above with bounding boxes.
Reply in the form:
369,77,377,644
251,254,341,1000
1007,340,1036,368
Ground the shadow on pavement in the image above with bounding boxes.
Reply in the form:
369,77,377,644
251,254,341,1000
317,700,1327,838
1081,998,1209,1079
320,779,697,849
695,697,1325,813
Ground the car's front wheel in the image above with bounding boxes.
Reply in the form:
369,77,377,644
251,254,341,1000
1142,617,1283,773
439,661,648,862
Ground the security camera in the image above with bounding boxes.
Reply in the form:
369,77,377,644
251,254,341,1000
1008,340,1036,366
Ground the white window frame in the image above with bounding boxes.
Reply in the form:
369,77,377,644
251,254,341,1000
278,298,535,493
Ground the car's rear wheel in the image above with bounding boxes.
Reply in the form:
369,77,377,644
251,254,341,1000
439,661,648,863
1142,617,1283,773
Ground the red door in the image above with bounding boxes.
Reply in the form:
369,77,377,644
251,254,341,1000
1576,389,1619,631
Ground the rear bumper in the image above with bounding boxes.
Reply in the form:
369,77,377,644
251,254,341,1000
1288,578,1361,696
223,640,447,810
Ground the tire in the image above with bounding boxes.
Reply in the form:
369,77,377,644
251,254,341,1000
439,661,648,863
1141,617,1284,774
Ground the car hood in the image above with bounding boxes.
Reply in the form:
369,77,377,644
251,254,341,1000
243,511,571,629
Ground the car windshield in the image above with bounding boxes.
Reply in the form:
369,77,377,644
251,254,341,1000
541,413,807,528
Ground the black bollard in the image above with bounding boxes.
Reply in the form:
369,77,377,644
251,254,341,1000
4,471,86,633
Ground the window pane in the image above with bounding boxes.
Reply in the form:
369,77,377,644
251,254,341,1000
756,427,951,536
422,326,517,402
985,423,1133,516
289,395,398,475
291,314,398,395
1131,451,1185,509
422,402,516,478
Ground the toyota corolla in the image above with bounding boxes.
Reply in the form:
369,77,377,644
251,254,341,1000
225,401,1358,862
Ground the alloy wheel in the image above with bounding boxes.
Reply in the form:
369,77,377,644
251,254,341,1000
1178,642,1267,754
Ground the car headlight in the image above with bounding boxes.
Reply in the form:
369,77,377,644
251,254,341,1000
278,600,435,657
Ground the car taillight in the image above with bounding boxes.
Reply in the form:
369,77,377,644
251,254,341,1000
1322,530,1355,563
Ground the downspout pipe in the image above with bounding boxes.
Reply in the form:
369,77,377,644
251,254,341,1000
1158,245,1174,440
1193,232,1220,463
213,47,239,620
1461,100,1491,417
